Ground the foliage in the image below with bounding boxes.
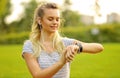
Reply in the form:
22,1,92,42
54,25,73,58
62,10,81,27
62,23,120,43
0,23,120,44
0,0,11,33
9,0,38,33
90,23,120,42
61,0,81,27
0,0,120,44
0,0,11,17
0,32,29,44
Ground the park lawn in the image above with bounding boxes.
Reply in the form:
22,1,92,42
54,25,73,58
0,43,120,78
0,44,31,78
70,43,120,78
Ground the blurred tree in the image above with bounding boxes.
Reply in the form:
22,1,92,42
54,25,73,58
63,0,71,10
0,0,11,33
9,0,37,32
62,10,81,27
19,0,37,32
62,0,81,27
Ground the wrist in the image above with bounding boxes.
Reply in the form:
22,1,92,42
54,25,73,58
58,61,65,67
75,43,83,53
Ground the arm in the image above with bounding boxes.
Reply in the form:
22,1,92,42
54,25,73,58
74,40,104,54
64,41,104,62
81,42,104,53
23,51,67,78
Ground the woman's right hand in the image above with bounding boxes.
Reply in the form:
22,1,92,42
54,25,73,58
59,45,79,65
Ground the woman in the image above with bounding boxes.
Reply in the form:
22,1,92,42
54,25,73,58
22,2,104,78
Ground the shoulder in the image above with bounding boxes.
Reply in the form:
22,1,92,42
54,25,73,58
22,40,33,53
24,40,32,45
62,37,75,47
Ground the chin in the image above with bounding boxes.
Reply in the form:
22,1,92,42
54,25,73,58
49,29,58,33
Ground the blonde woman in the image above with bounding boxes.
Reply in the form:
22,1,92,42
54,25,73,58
22,2,104,78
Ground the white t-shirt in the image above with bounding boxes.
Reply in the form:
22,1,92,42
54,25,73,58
22,38,75,78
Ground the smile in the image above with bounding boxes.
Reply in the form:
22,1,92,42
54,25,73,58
50,26,58,29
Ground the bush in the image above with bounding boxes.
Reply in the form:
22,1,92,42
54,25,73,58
62,23,120,43
0,23,120,44
0,32,29,44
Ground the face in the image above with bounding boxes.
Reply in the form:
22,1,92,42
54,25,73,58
40,8,60,33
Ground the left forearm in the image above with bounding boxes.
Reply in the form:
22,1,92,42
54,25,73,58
82,43,104,53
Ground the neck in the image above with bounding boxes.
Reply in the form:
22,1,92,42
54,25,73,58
40,30,56,43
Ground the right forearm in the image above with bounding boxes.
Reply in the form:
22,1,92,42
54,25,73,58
34,61,65,78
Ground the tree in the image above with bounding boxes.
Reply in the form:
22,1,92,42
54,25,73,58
19,0,37,31
63,0,71,10
62,10,81,26
61,0,81,27
0,0,11,33
9,0,38,32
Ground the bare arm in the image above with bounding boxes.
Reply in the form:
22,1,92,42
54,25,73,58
82,42,104,53
64,41,104,62
73,40,104,54
23,51,67,78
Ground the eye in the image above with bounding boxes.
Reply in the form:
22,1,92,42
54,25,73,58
48,17,53,21
56,18,60,22
56,17,61,22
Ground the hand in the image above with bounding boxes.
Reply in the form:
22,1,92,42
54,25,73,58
65,45,79,62
59,49,67,65
59,45,79,65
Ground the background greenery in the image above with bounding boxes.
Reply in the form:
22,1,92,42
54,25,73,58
0,23,120,44
0,43,120,78
0,0,120,44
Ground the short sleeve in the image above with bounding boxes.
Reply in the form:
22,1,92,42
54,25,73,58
22,40,33,54
62,37,75,47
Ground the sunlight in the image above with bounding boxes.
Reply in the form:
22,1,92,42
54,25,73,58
6,0,120,24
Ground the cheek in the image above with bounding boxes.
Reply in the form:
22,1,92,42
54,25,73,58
42,20,50,26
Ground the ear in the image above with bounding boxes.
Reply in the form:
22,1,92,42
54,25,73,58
37,17,41,25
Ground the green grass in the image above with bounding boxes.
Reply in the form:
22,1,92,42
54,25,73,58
0,43,120,78
0,45,31,78
71,43,120,78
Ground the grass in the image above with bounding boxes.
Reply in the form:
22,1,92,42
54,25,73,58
0,43,120,78
0,45,31,78
71,43,120,78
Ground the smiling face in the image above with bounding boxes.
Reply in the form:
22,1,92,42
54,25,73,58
40,8,60,33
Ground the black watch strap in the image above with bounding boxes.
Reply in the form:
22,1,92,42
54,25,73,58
75,43,83,53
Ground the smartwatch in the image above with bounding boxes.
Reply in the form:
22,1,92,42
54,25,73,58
75,43,83,53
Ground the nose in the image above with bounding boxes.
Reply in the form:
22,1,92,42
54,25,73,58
53,19,58,25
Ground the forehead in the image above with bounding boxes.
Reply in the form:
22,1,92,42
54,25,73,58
43,9,60,17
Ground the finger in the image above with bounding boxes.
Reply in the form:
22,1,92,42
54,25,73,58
66,56,74,62
65,50,71,62
66,51,75,62
66,46,71,57
67,55,74,61
66,48,70,59
65,46,77,62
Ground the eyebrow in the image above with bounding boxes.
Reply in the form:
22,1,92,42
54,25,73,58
47,16,60,19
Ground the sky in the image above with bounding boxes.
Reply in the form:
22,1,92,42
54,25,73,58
6,0,120,24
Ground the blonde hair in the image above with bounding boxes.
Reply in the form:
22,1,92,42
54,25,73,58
29,2,64,57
